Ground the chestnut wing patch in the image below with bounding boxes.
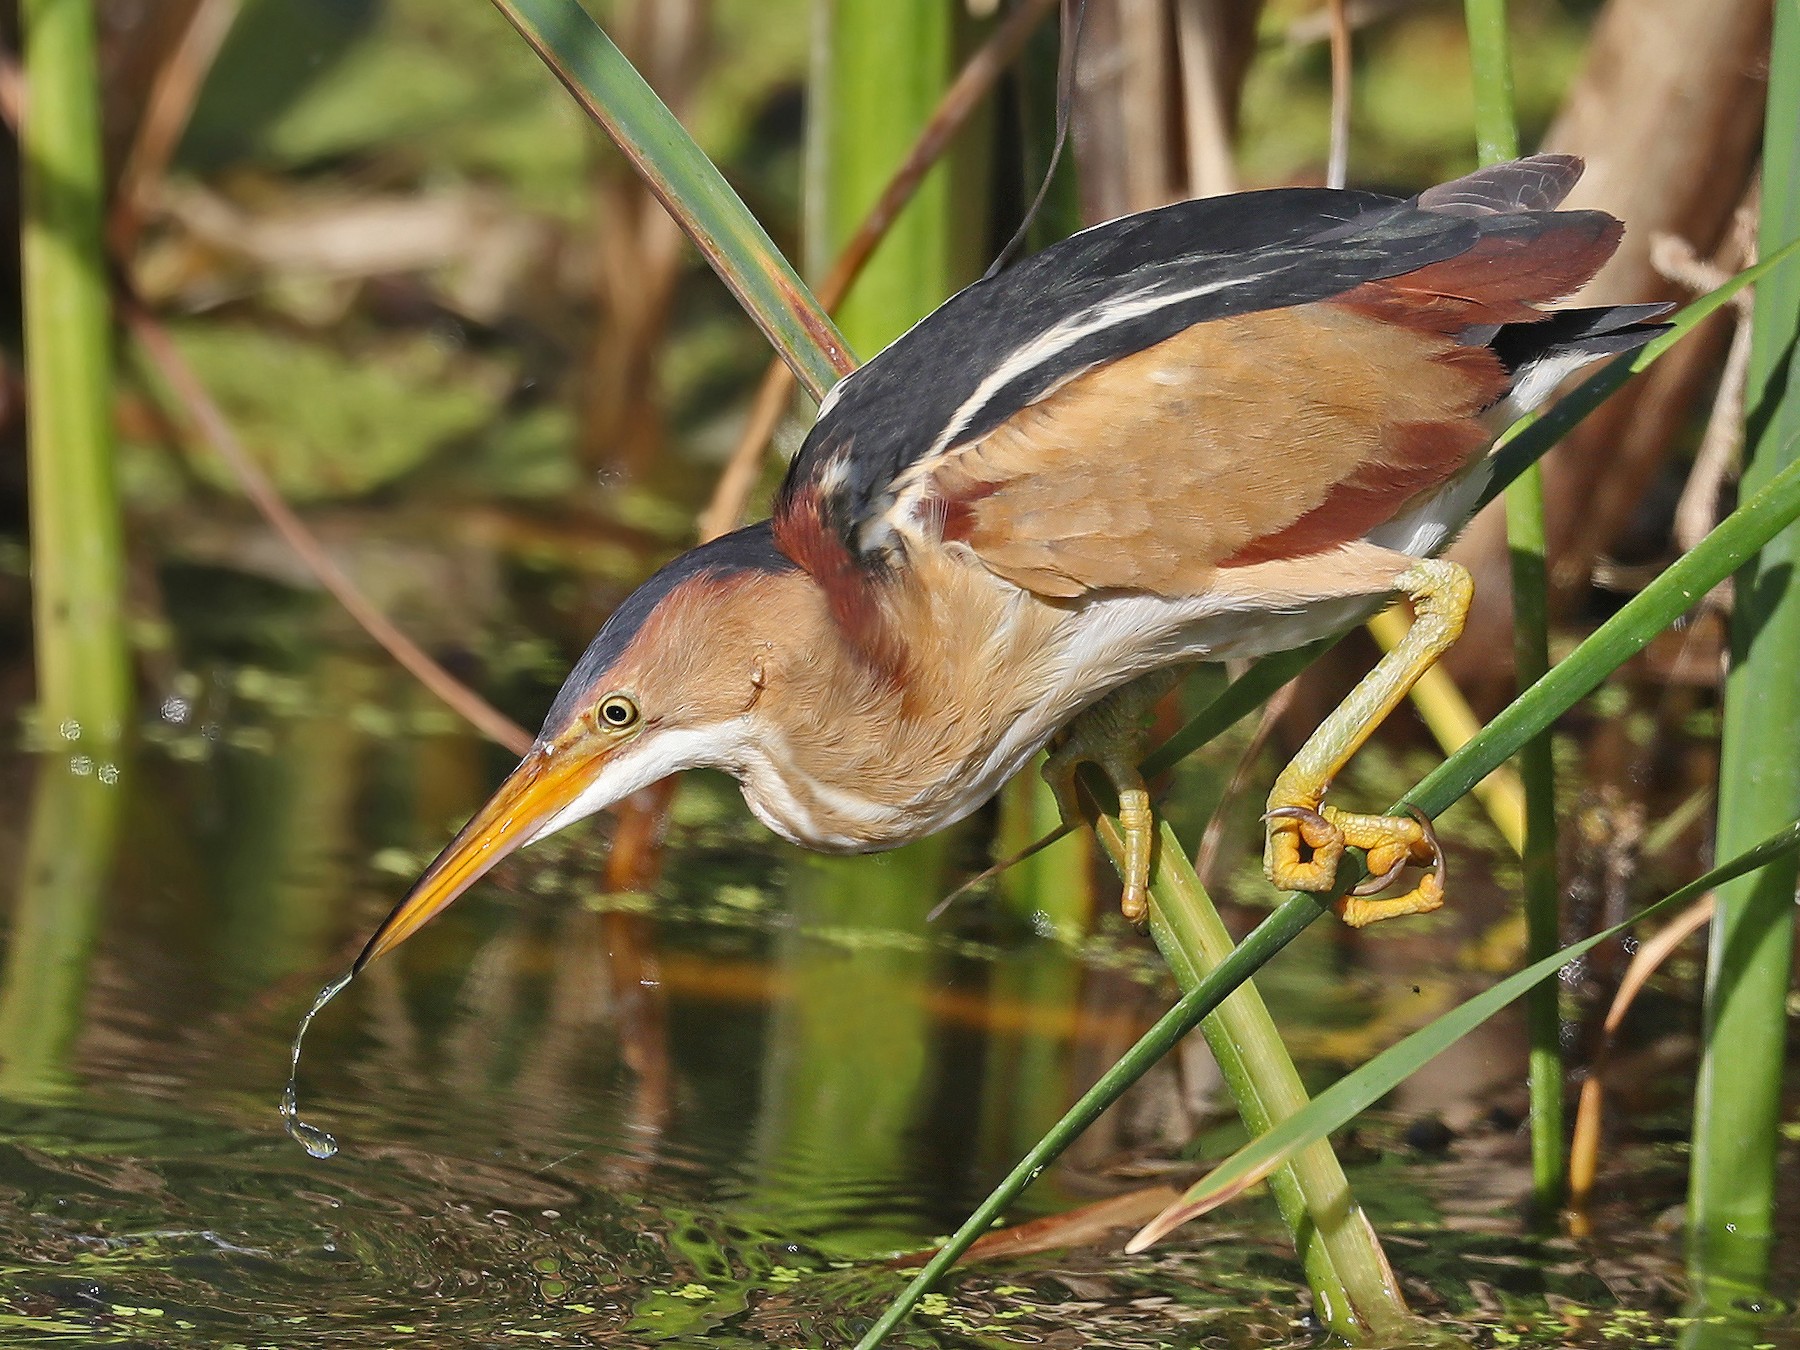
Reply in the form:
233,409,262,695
928,304,1504,598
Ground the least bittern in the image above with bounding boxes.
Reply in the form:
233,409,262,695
360,155,1662,966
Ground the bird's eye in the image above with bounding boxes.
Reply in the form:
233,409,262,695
597,694,640,730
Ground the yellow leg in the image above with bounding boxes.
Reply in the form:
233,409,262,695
1263,557,1472,927
1044,670,1178,922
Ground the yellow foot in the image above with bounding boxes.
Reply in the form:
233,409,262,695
1044,671,1178,922
1263,803,1444,928
1114,783,1153,922
1260,554,1470,927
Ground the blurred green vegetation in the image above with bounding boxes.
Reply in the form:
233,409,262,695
144,322,503,501
111,0,1604,536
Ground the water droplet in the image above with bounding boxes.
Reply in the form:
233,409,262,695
280,971,355,1160
59,718,81,742
69,756,93,777
282,1101,338,1166
98,763,119,786
159,695,192,725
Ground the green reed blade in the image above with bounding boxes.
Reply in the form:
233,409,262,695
1140,821,1800,1239
1463,0,1563,1212
490,0,854,399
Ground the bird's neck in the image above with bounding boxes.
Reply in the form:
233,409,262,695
733,555,1071,853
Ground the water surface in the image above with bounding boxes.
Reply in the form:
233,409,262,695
0,648,1793,1348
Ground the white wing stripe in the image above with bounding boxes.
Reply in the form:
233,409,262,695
925,268,1266,461
853,267,1271,555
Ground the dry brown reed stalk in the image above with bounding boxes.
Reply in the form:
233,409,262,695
1323,0,1351,189
891,1184,1184,1266
1075,0,1176,220
1174,0,1252,198
1566,892,1715,1225
127,303,535,756
110,0,240,257
1656,199,1761,559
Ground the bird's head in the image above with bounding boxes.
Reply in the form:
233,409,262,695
355,524,802,970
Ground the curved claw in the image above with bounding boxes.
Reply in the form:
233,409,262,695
1262,805,1330,829
1351,852,1409,897
1348,804,1444,895
1407,803,1441,854
1262,803,1346,894
1334,805,1447,928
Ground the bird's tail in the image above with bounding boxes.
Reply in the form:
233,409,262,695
1493,301,1672,412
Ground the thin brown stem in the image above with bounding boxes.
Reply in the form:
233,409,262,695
125,303,534,756
1567,893,1715,1223
695,358,803,542
696,0,1058,541
110,0,241,258
1325,0,1352,188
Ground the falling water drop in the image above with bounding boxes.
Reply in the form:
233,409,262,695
280,971,354,1159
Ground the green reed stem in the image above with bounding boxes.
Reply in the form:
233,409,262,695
807,0,979,350
21,0,130,745
1686,0,1800,1306
0,757,125,1099
1463,0,1519,166
1506,461,1564,1212
1463,0,1564,1211
1132,823,1414,1341
850,893,1323,1350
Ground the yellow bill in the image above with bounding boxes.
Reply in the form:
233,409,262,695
354,743,608,972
